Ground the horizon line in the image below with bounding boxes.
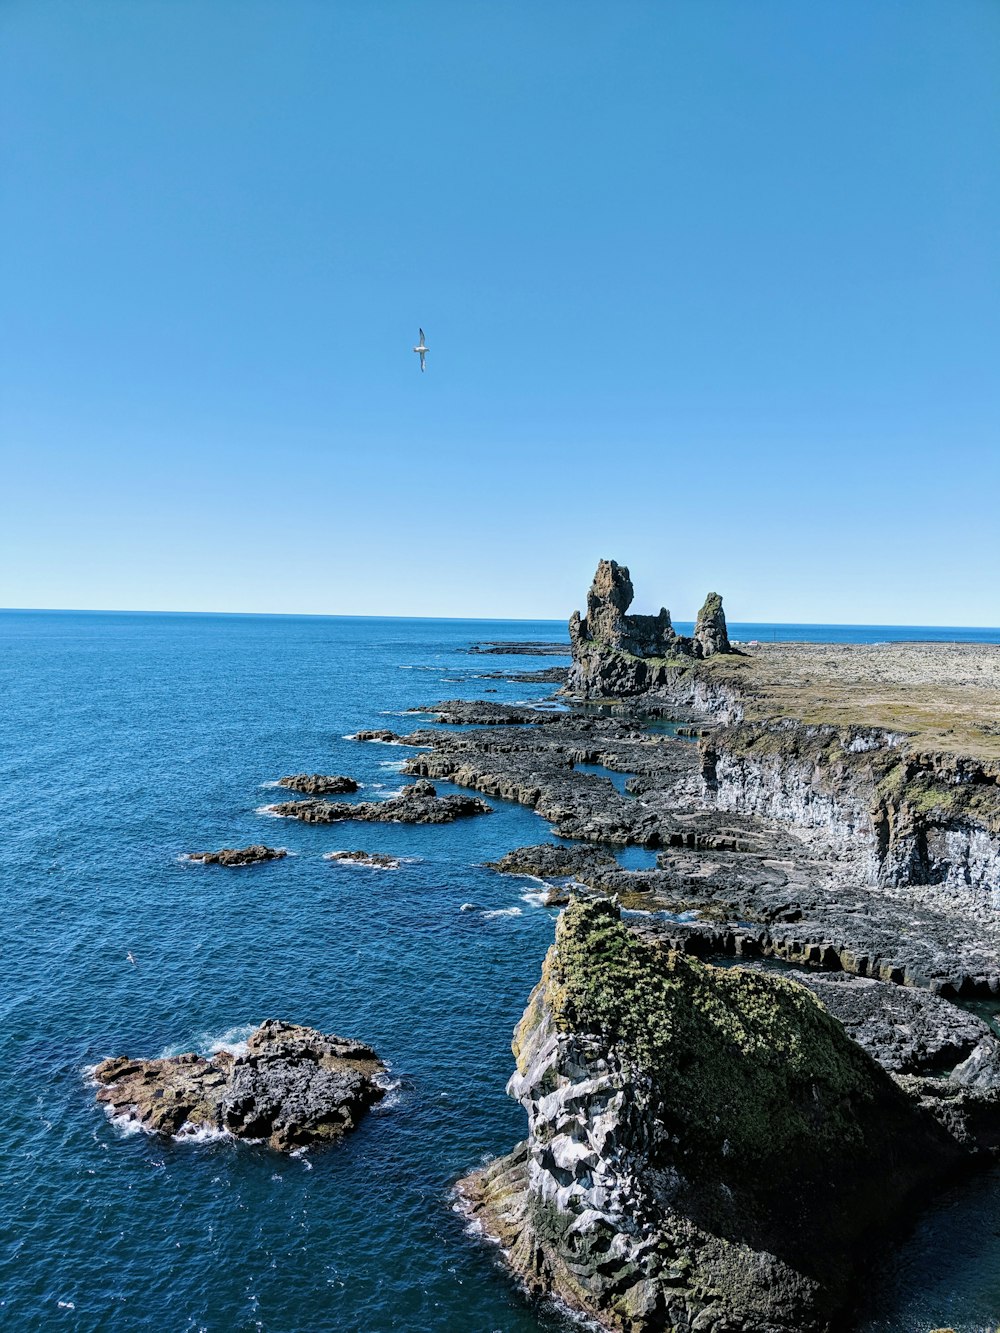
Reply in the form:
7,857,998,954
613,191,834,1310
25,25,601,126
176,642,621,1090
2,606,1000,633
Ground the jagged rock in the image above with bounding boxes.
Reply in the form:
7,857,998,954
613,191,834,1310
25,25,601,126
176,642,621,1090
570,558,677,658
266,780,491,825
93,1020,385,1150
567,559,733,698
415,700,543,725
458,899,965,1333
467,640,570,656
488,843,619,879
187,845,287,867
324,849,401,869
744,966,993,1075
277,774,358,795
693,592,730,658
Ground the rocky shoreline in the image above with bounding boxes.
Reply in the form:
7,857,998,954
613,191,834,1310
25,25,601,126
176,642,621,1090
441,561,1000,1331
102,556,1000,1328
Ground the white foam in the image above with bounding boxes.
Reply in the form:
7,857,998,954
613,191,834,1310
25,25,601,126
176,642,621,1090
460,902,479,912
159,1022,256,1061
290,1147,313,1170
259,779,283,789
323,853,399,871
520,890,549,908
378,759,407,771
373,1072,404,1111
174,1122,234,1144
482,907,523,920
57,1302,75,1311
255,804,284,818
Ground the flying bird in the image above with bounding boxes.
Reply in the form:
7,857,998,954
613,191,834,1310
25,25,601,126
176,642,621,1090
126,951,136,966
413,328,428,372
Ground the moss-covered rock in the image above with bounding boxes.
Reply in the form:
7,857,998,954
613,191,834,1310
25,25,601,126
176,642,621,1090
459,899,966,1333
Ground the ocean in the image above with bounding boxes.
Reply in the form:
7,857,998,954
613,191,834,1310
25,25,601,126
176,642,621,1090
1,610,998,1332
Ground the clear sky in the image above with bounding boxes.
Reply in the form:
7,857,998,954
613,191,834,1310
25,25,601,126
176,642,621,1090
2,1,998,624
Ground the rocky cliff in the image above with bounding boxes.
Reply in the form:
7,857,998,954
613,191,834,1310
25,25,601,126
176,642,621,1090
459,899,965,1333
568,560,734,697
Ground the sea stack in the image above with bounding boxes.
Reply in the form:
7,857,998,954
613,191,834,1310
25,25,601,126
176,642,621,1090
568,559,733,696
458,898,966,1333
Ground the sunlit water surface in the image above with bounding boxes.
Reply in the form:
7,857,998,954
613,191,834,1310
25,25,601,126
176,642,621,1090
1,611,998,1332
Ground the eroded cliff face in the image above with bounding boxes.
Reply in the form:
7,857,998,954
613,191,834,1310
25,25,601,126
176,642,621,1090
701,722,1000,908
564,560,1000,905
459,900,963,1333
568,560,734,697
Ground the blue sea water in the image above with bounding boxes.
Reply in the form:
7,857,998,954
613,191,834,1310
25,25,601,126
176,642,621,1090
1,610,998,1333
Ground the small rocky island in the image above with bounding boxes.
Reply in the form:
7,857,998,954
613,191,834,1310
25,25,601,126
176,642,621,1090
277,773,359,795
93,1020,385,1150
325,849,401,869
266,779,491,825
187,845,287,866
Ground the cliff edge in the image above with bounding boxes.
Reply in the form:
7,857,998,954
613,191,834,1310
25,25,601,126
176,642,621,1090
459,899,966,1333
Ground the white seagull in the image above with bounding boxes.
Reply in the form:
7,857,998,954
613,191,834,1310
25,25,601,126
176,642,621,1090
413,328,428,372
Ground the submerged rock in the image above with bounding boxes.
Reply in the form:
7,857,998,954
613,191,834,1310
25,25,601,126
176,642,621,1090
278,774,359,795
267,780,491,825
187,845,287,867
93,1019,385,1151
325,849,401,869
458,898,964,1333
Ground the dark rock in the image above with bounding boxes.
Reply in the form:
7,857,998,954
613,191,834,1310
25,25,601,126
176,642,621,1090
467,641,570,656
324,850,401,869
266,781,491,825
415,700,543,726
693,591,730,658
488,842,619,880
458,899,965,1333
93,1019,385,1151
566,559,733,698
278,774,359,795
187,845,287,867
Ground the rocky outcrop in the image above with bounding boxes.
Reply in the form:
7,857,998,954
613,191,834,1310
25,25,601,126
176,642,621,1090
93,1020,385,1150
266,780,491,825
694,592,730,658
415,700,544,725
568,560,733,698
488,843,619,880
324,849,400,869
187,845,287,866
278,774,358,795
459,899,966,1333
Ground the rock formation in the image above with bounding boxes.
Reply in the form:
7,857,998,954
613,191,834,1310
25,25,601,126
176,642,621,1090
694,592,730,657
458,899,967,1333
187,845,287,866
278,774,358,795
93,1020,385,1150
568,560,733,697
266,779,491,825
325,849,400,869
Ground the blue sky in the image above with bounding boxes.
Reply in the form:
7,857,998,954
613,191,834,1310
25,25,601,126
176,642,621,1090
2,1,998,624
